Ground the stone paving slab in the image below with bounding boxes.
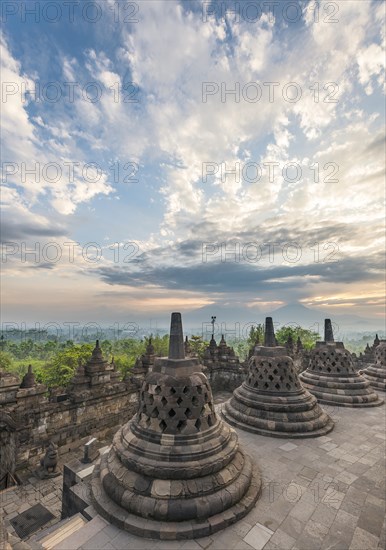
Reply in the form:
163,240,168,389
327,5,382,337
2,392,385,550
66,396,385,550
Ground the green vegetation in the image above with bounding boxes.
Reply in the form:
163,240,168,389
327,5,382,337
0,327,375,388
35,344,94,387
275,326,320,350
188,335,208,360
342,334,381,355
0,334,171,388
11,359,46,379
0,351,13,371
227,324,320,361
247,324,265,348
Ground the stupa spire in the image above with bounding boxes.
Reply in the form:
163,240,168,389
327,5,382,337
324,319,334,342
168,312,185,359
264,317,276,347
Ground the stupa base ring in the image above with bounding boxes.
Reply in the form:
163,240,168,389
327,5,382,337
362,373,386,392
365,381,386,392
221,407,334,439
91,459,262,540
301,392,384,408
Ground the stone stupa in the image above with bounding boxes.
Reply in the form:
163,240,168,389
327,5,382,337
91,313,261,539
299,320,384,407
20,364,36,389
222,318,334,438
361,340,386,392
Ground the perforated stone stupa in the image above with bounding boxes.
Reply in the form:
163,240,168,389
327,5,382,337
361,340,386,392
357,334,381,368
91,313,261,540
222,318,334,438
299,320,384,407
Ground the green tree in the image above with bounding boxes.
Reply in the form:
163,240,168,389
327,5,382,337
188,335,208,360
43,340,59,357
0,351,13,371
230,340,250,361
112,355,133,377
275,326,319,350
12,359,46,379
145,334,169,357
36,344,94,388
247,325,265,349
112,339,146,374
101,339,113,358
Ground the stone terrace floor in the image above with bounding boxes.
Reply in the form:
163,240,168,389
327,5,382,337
2,392,386,550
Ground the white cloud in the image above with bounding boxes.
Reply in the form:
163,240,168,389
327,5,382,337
1,33,115,214
2,1,385,320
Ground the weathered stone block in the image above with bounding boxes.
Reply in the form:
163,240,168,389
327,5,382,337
81,438,99,464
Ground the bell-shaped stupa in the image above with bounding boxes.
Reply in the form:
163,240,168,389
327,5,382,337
361,340,386,392
222,318,334,438
299,320,384,407
20,364,36,389
91,313,261,539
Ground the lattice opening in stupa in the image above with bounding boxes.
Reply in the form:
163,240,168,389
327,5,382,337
90,312,262,539
222,317,334,438
361,340,386,391
299,320,384,407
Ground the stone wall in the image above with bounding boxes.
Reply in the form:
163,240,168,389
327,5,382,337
0,378,139,474
0,345,144,479
206,365,247,391
355,335,380,370
201,334,310,392
202,335,247,391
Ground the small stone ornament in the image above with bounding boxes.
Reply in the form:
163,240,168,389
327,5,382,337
36,441,60,479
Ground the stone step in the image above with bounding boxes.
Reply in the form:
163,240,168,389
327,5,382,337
25,513,85,549
82,505,98,521
39,514,87,550
51,515,108,550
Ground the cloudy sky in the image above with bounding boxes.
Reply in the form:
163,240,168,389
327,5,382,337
1,0,385,330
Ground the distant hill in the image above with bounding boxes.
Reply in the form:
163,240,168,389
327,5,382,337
271,303,385,336
181,301,385,338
